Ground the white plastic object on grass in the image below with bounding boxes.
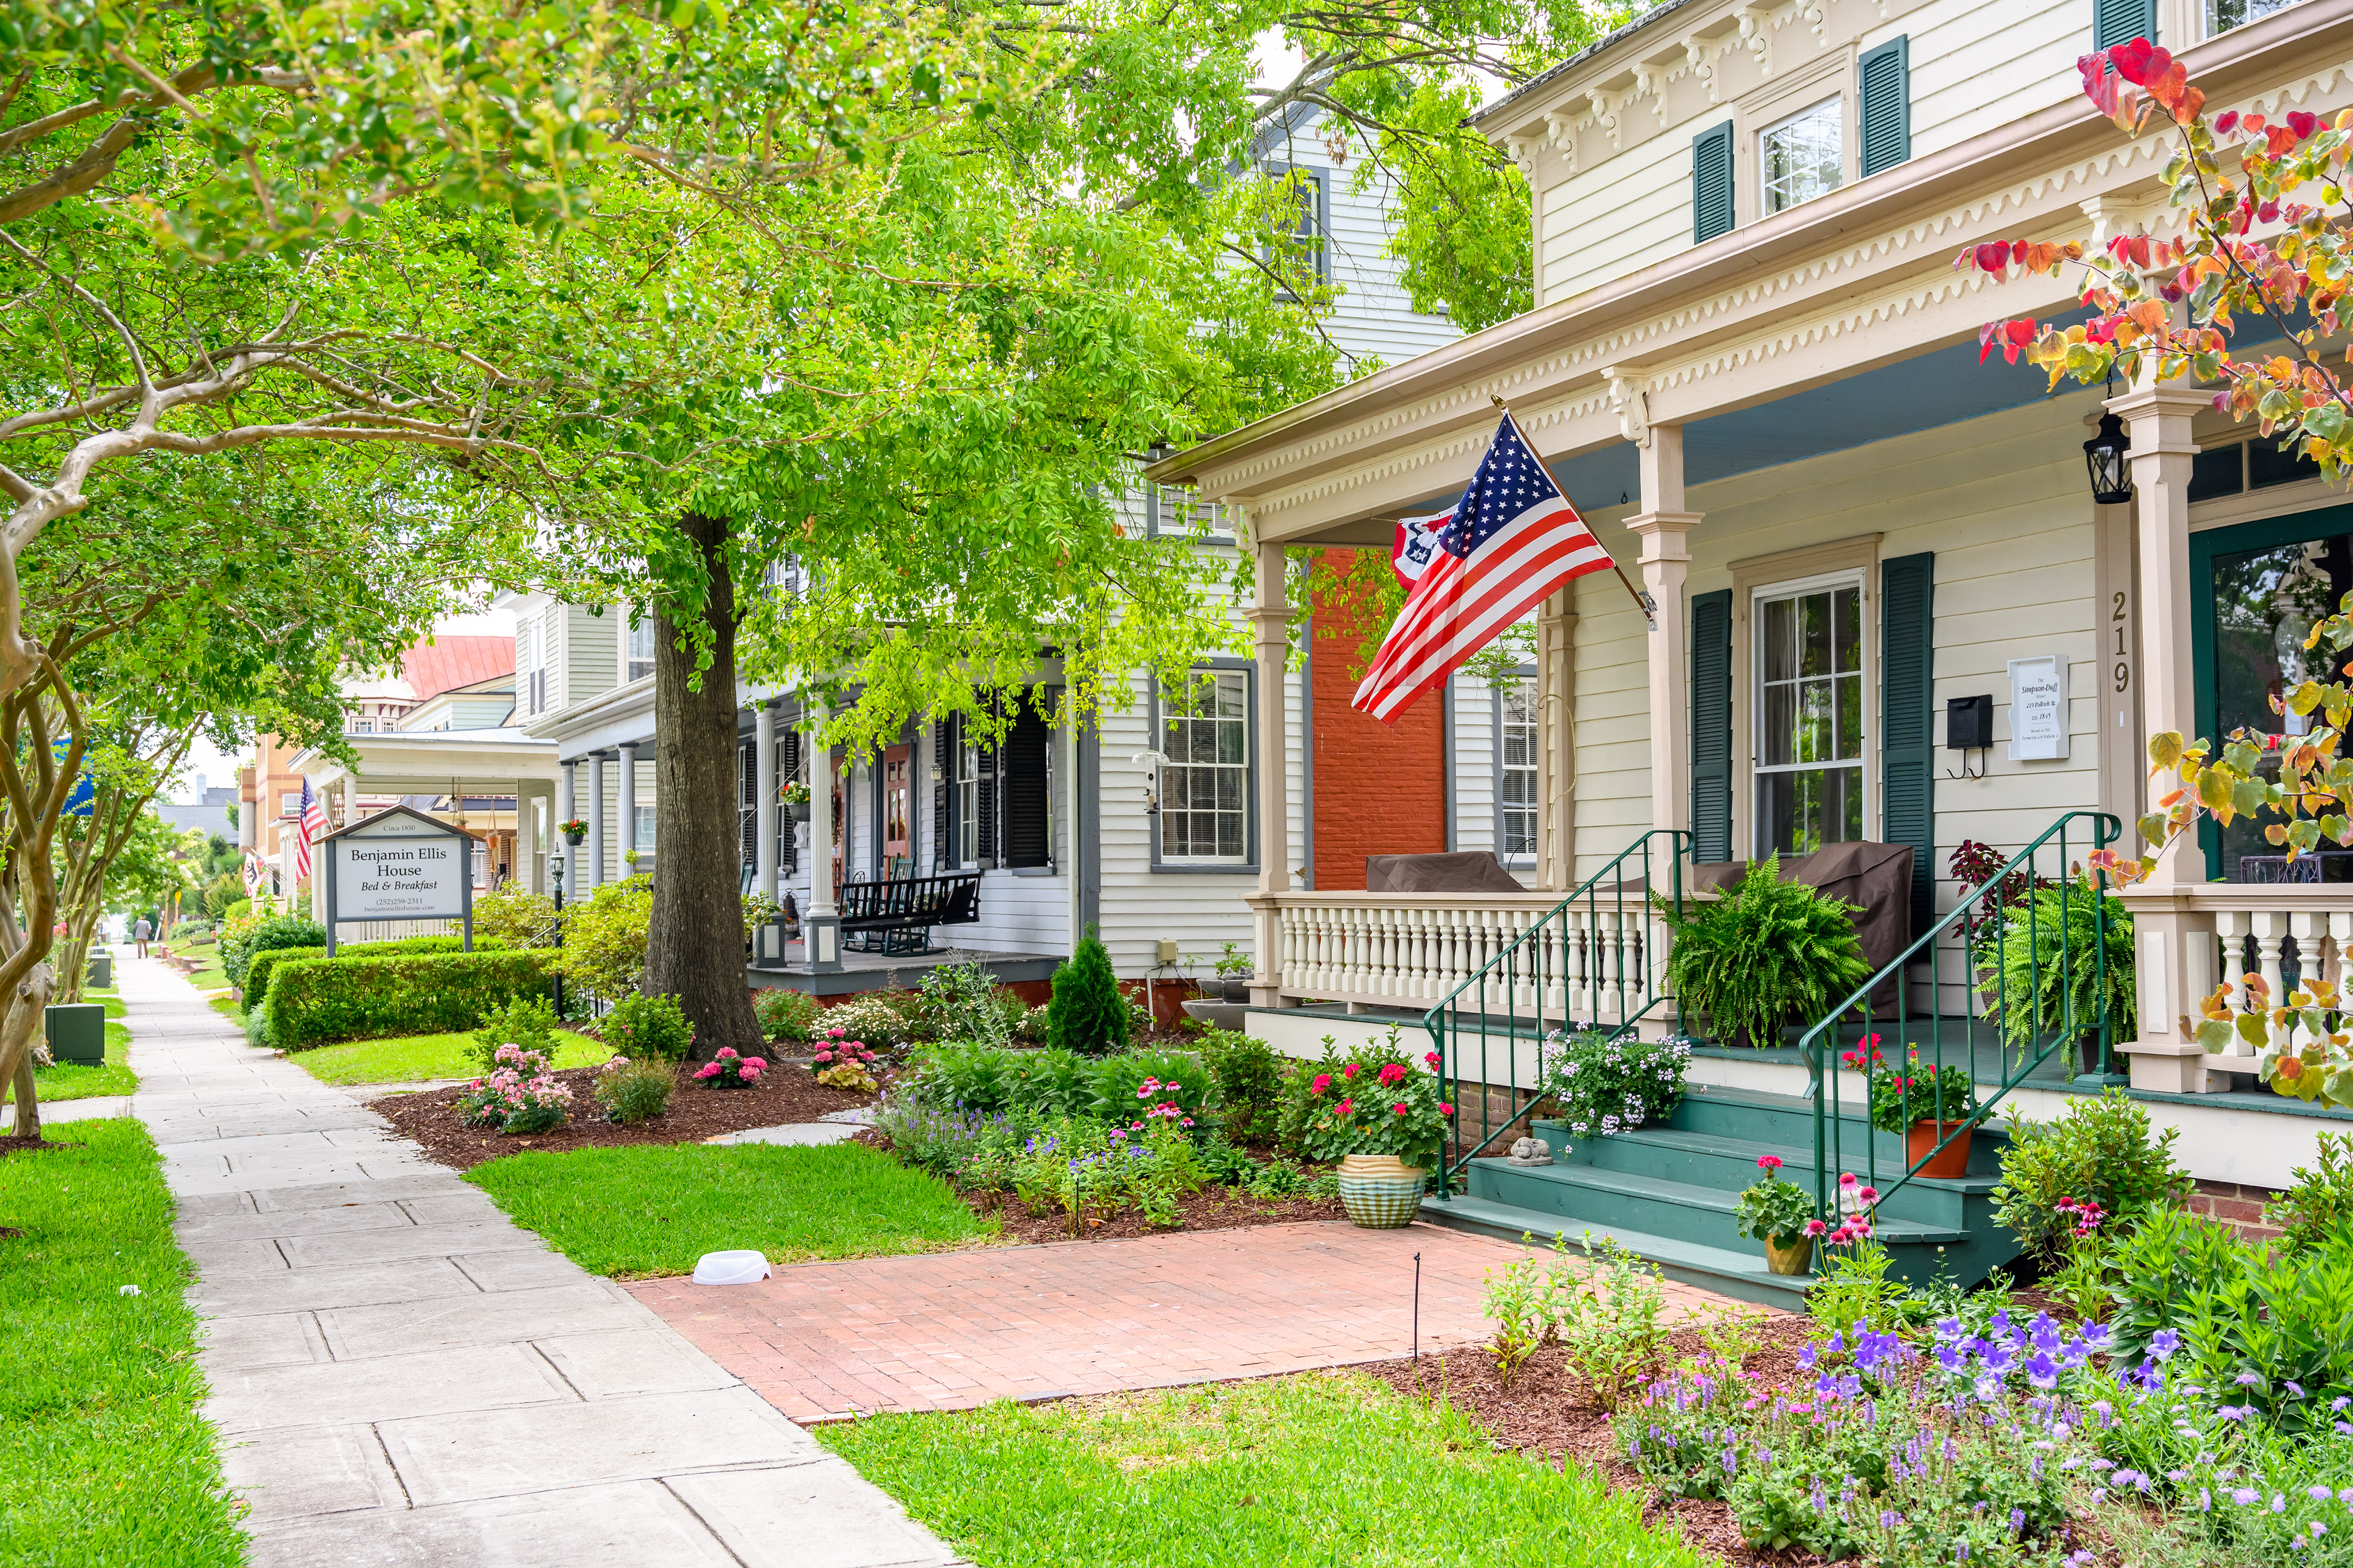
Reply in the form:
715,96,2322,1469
692,1250,773,1286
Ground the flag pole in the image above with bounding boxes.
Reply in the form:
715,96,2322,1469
1490,395,1656,631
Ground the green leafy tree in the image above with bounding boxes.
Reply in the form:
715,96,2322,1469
1046,930,1132,1056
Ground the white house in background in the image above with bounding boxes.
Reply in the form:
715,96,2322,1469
507,105,1480,995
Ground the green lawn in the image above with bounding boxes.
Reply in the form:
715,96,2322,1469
0,1118,245,1565
205,996,240,1021
818,1374,1708,1568
289,1029,614,1087
7,1019,137,1106
466,1142,994,1278
167,942,229,993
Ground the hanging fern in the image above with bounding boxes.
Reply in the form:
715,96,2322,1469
1655,858,1872,1048
1979,884,2135,1055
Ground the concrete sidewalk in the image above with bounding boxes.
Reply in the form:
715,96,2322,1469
119,957,960,1567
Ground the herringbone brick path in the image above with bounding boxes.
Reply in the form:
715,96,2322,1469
625,1220,1740,1423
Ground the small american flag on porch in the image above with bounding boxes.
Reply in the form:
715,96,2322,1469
1352,412,1612,723
294,778,326,882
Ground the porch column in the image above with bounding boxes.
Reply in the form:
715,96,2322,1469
1624,423,1703,839
587,753,606,886
1248,525,1290,1007
2111,380,2216,1086
803,696,842,972
755,701,779,903
617,740,639,872
557,761,578,898
1536,587,1577,890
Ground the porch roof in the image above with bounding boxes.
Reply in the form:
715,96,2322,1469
288,728,557,797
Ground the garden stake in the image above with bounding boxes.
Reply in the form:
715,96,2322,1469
1412,1251,1421,1376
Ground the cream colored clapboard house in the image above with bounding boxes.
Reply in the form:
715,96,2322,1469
1150,0,2353,1192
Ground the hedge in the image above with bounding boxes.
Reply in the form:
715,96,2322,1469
260,948,555,1048
241,934,506,1009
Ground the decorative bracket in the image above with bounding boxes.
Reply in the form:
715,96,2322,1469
1602,365,1651,449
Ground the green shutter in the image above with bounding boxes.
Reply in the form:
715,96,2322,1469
2093,0,2156,50
1880,554,1936,939
1859,37,1910,178
1692,121,1734,244
1690,589,1733,863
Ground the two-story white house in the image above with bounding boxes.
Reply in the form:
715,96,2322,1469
1149,0,2351,1228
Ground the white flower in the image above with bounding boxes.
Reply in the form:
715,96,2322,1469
118,1284,140,1297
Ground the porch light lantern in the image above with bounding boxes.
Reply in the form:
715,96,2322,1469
2083,411,2132,504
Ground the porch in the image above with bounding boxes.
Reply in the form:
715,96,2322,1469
746,942,1066,999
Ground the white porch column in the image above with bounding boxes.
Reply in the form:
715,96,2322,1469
587,753,606,886
2112,380,2214,1085
803,697,842,971
755,702,779,900
1536,587,1577,890
557,760,578,898
1247,526,1290,1006
1624,423,1703,838
617,740,639,871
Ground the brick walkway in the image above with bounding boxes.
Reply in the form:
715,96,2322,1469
625,1220,1743,1424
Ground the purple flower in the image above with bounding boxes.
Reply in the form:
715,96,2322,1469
2149,1328,2181,1360
2234,1489,2261,1506
2026,1351,2060,1390
2237,1372,2265,1387
2313,1487,2336,1503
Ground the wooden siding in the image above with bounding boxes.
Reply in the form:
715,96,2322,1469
1451,672,1497,858
1875,0,2089,160
1539,110,1712,307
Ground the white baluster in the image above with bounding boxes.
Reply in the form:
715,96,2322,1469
2331,911,2353,999
2291,910,2327,1004
2214,909,2250,1012
2255,910,2289,1017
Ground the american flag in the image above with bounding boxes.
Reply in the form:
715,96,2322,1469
1352,412,1612,723
294,778,327,883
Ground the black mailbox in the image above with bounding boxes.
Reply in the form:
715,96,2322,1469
1947,694,1993,750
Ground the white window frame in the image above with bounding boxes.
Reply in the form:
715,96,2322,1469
632,803,655,853
1496,677,1538,866
1155,669,1252,866
1760,95,1844,215
954,735,980,869
1750,567,1871,859
280,792,302,818
2206,0,2301,39
624,617,655,683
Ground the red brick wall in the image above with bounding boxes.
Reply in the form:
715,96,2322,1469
1311,549,1446,890
2185,1179,2284,1244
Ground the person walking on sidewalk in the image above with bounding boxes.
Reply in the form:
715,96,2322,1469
133,915,152,959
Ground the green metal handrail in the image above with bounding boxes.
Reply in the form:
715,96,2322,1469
1798,811,2123,1222
1423,828,1694,1191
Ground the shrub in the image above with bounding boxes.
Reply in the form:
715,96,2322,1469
1537,1028,1688,1140
455,1043,572,1134
2269,1131,2353,1255
1196,1030,1283,1144
1046,929,1130,1055
1089,1048,1216,1128
602,992,694,1061
906,1039,1019,1114
911,959,1020,1049
1291,1026,1449,1170
753,986,823,1044
244,934,503,1011
473,882,557,948
224,914,327,990
261,949,555,1047
1555,1235,1670,1413
593,1056,674,1124
693,1046,768,1087
241,945,324,1007
1991,1088,2189,1263
1807,1237,1908,1335
1653,858,1870,1048
552,875,651,1001
2105,1204,2245,1363
1980,881,2136,1052
471,994,561,1074
223,897,252,924
819,989,921,1047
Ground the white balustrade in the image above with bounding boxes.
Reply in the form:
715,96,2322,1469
2129,886,2353,1091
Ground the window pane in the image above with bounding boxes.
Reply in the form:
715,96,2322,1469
1763,597,1794,682
1833,587,1860,672
1217,813,1244,858
1763,684,1795,767
1799,681,1833,762
1763,97,1843,213
1160,670,1250,860
1836,672,1863,759
1800,592,1831,676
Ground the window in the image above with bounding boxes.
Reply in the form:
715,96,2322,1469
1755,582,1865,855
1762,97,1842,213
625,618,655,683
1159,671,1249,861
1264,165,1325,290
633,804,655,853
956,733,981,868
2209,0,2298,32
280,792,302,818
527,668,546,716
1499,680,1538,861
350,720,373,735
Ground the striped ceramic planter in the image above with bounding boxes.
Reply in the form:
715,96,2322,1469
1336,1154,1427,1229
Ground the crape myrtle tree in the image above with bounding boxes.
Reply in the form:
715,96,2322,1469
1970,41,2353,1109
0,458,451,1135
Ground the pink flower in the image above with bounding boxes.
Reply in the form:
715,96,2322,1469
1335,1098,1353,1115
1392,1102,1408,1116
1342,1063,1360,1080
740,1066,762,1081
1424,1051,1441,1067
1758,1155,1783,1172
744,1058,766,1071
1377,1062,1406,1086
1856,1185,1878,1202
1803,1219,1828,1237
1838,1172,1858,1189
694,1064,719,1078
1439,1102,1452,1116
1310,1074,1331,1096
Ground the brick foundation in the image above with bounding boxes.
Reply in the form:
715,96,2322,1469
2185,1178,2285,1243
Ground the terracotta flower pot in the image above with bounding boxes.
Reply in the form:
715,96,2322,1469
1336,1154,1426,1229
1762,1234,1815,1276
1906,1120,1973,1179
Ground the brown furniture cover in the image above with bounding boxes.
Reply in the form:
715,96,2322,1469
1365,851,1529,894
1689,840,1916,1019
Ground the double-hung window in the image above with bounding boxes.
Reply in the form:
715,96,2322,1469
1159,671,1249,862
1761,98,1842,213
1498,680,1538,862
625,618,655,683
1755,580,1864,855
956,732,981,868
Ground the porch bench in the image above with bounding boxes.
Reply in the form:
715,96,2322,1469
838,872,982,956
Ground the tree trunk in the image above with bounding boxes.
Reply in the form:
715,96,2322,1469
645,510,761,1059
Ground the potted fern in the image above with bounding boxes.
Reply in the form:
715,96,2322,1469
1654,858,1872,1048
1979,881,2134,1072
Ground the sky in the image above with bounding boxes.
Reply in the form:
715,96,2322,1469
172,607,518,805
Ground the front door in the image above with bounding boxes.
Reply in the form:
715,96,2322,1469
2192,503,2353,881
882,745,911,877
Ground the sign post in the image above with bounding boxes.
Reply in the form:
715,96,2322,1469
319,804,475,954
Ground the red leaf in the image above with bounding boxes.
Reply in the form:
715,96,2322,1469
2130,235,2151,268
2003,344,2021,364
2216,110,2241,134
2245,112,2269,132
2260,199,2281,224
1975,242,2008,274
2111,38,2162,87
2268,124,2300,157
2078,52,2121,119
2004,319,2037,345
2290,110,2319,140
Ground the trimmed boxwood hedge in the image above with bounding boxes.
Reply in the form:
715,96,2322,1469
241,934,505,1009
261,948,555,1048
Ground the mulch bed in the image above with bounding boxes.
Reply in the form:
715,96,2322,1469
372,1062,883,1173
960,1184,1347,1244
1360,1313,1831,1568
0,1133,85,1159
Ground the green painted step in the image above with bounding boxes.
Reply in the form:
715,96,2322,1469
1415,1193,1816,1312
1538,1123,1995,1230
1465,1157,1968,1254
